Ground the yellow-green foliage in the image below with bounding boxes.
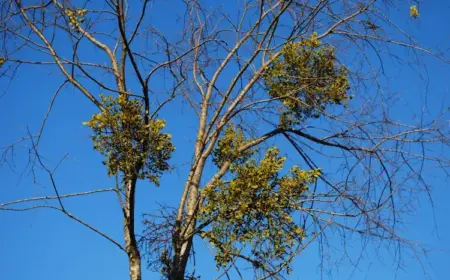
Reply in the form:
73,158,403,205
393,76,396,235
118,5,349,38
65,8,87,31
0,57,5,67
410,5,419,18
83,94,174,185
264,33,350,127
212,126,254,167
200,147,321,268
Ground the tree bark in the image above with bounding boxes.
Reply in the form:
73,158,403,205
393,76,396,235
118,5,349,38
125,226,142,280
123,178,142,280
170,169,203,280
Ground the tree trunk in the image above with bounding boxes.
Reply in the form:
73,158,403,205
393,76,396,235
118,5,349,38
170,170,203,280
126,238,142,280
123,178,142,280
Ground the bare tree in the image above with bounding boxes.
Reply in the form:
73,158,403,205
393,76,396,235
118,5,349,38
1,1,449,280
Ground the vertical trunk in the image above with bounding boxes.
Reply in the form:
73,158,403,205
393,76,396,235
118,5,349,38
170,169,203,280
123,178,142,280
125,226,142,280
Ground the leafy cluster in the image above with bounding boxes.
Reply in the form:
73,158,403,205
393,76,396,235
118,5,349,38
0,57,5,67
410,5,419,18
84,94,174,185
264,33,350,127
200,147,321,269
65,8,87,31
212,126,254,167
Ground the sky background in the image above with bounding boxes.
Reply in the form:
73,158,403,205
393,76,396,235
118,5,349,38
2,1,450,279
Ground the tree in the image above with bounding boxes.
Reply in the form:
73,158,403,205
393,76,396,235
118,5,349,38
1,1,449,279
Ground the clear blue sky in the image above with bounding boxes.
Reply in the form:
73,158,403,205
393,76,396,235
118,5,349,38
1,1,450,279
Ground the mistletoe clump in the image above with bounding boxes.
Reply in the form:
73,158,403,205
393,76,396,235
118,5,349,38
200,147,321,269
84,94,174,185
264,33,350,127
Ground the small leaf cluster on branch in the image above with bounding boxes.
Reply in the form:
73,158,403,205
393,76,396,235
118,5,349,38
65,8,87,31
212,127,254,167
83,94,175,185
410,5,419,18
